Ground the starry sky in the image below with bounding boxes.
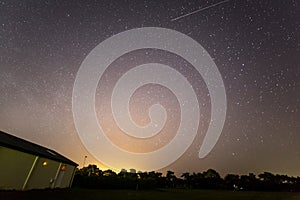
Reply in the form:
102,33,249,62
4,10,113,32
0,0,299,176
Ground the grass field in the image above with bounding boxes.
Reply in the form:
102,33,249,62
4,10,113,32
1,188,300,200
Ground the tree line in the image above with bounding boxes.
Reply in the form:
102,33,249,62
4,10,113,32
72,165,300,191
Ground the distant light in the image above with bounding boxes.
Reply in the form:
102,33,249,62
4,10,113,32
61,165,66,171
42,161,48,166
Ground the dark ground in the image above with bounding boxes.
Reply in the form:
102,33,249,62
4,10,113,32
1,189,300,200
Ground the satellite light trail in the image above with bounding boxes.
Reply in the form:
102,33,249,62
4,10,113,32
171,0,230,21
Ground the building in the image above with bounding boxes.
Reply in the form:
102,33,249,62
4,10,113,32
129,168,136,174
0,130,78,190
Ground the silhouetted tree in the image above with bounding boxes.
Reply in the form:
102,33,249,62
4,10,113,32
181,172,191,188
239,173,259,190
72,165,300,191
224,174,240,190
202,169,223,189
258,172,277,190
166,170,176,188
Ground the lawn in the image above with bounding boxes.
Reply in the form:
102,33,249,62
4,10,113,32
1,188,300,200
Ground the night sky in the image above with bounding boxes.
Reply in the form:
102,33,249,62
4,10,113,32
1,0,299,176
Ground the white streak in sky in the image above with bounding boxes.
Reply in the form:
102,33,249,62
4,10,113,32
171,0,230,22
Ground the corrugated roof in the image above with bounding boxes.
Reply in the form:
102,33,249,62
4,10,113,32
0,130,78,166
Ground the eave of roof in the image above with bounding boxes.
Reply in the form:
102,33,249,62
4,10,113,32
0,130,78,166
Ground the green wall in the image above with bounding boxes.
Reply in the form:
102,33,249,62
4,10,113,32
0,146,76,190
0,146,35,190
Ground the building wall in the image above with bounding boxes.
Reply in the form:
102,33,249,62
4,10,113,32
0,146,35,190
54,164,76,188
25,158,60,189
0,146,76,190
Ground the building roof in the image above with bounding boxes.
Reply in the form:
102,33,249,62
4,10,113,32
0,130,78,166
